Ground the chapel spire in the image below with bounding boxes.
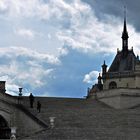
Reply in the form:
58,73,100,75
122,6,129,53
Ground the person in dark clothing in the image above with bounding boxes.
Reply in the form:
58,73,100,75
37,101,41,113
29,93,34,108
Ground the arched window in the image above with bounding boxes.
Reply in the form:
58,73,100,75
109,81,117,89
0,115,11,139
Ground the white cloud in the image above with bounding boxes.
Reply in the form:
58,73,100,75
0,46,60,95
47,33,51,39
58,47,68,56
16,28,35,39
83,71,99,84
1,0,140,55
0,0,7,11
0,46,60,65
0,0,40,17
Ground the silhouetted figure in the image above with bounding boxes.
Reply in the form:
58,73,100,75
37,101,41,113
29,93,34,108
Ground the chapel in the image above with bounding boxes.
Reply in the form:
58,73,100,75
87,10,140,99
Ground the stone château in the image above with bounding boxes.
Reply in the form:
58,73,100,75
1,9,140,140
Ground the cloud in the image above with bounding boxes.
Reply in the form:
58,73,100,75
0,0,40,17
57,47,69,56
0,0,7,12
56,8,140,55
0,46,60,95
83,70,99,84
0,0,84,19
0,46,60,65
47,33,51,39
38,0,140,55
1,0,140,55
89,0,140,32
15,28,35,39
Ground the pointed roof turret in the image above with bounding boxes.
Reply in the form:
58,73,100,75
102,60,107,67
98,73,102,84
102,60,107,73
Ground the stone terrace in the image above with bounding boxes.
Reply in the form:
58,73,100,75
20,97,140,140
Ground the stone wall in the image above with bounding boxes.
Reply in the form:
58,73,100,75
14,107,43,136
96,88,140,109
0,101,12,126
0,93,46,138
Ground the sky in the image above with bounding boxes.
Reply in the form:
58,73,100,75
0,0,140,98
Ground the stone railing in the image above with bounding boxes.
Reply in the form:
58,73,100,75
0,93,17,104
105,71,136,79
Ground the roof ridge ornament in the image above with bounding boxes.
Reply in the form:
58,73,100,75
122,6,128,38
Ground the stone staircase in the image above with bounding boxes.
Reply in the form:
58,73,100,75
20,97,140,140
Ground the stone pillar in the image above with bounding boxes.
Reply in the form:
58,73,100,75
0,81,6,94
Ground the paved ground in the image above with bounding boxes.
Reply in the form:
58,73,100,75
20,97,140,140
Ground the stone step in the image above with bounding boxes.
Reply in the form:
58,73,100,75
20,97,140,140
21,127,140,140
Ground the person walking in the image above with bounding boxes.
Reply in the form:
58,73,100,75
37,101,41,113
29,93,34,108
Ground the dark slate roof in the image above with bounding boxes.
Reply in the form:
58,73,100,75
108,50,136,72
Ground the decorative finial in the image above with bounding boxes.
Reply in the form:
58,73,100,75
123,5,127,31
124,6,126,20
117,48,119,53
